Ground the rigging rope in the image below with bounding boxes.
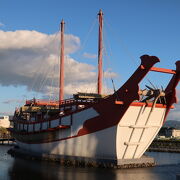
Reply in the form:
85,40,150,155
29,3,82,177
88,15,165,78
78,18,97,56
103,19,160,90
48,60,56,101
104,19,139,67
102,27,118,94
29,31,60,100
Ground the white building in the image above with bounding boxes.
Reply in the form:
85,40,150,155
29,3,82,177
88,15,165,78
165,128,180,138
171,129,180,138
0,116,10,128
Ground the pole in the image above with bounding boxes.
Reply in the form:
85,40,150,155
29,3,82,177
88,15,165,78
97,9,103,94
59,20,65,103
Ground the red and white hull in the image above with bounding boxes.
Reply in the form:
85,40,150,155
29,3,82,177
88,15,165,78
14,104,166,160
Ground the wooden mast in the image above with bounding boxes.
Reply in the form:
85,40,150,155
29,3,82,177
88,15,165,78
97,9,103,94
59,19,65,103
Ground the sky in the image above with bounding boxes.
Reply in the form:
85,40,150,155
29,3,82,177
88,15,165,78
0,0,179,120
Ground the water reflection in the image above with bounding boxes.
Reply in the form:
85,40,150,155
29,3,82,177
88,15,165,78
146,152,180,165
1,146,180,180
8,157,180,180
8,158,116,180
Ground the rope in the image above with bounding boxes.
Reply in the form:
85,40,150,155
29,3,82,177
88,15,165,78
102,29,117,93
103,19,159,90
104,19,139,67
50,31,61,101
78,18,97,55
48,60,56,101
29,31,59,99
38,65,53,95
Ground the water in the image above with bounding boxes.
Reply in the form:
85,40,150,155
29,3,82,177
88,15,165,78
0,146,180,180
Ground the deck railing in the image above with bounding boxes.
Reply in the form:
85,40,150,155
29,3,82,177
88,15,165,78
25,98,97,106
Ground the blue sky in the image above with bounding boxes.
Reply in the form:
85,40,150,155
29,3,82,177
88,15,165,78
0,0,179,119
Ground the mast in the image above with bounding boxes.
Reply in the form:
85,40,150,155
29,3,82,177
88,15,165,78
59,19,65,103
97,9,103,94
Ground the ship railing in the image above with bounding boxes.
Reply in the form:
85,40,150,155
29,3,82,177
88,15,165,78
25,98,96,106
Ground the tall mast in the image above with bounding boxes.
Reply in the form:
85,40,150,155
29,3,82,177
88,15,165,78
59,19,65,103
97,9,103,94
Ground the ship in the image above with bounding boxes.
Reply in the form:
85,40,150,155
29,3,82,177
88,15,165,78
9,10,180,167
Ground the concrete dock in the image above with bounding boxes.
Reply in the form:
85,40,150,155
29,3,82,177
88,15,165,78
8,147,155,169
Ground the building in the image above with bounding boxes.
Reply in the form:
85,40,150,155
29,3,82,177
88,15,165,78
0,116,10,128
168,129,180,138
158,127,180,138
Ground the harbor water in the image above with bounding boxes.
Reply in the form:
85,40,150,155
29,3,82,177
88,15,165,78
0,145,180,180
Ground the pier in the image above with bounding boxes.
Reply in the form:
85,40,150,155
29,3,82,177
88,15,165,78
148,139,180,153
0,133,15,145
0,138,15,145
8,147,155,169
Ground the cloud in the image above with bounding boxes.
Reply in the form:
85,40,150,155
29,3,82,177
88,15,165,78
0,111,13,116
168,90,180,121
0,22,4,27
0,30,114,99
103,69,117,79
0,30,79,53
83,52,97,59
2,99,24,104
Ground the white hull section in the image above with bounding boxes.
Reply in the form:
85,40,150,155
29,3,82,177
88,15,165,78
117,105,166,159
17,126,117,159
16,105,166,160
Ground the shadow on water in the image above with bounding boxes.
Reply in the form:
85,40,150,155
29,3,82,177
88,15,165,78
8,157,116,180
7,155,180,180
1,146,180,180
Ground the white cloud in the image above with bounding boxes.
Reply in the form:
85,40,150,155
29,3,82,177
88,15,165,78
0,111,13,116
168,90,180,121
0,30,114,100
2,99,24,104
103,69,117,79
0,22,4,27
83,52,97,59
0,30,79,53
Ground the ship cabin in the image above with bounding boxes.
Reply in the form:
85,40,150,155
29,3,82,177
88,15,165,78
13,92,108,125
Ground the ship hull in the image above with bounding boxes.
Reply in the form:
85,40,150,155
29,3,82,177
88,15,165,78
13,105,166,160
